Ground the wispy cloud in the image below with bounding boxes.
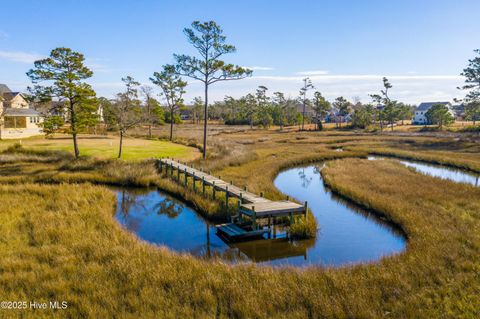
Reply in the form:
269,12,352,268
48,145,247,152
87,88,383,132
85,58,112,73
0,50,44,63
245,66,274,71
296,70,329,76
251,74,462,82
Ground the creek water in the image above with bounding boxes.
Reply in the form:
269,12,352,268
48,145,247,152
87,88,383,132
115,161,408,266
115,156,478,266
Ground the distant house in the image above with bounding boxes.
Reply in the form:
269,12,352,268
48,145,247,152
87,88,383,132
295,103,315,118
412,102,454,125
451,104,465,120
179,108,192,121
0,84,43,139
325,107,352,123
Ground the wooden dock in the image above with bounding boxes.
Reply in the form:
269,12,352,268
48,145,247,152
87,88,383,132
157,158,308,240
217,223,269,240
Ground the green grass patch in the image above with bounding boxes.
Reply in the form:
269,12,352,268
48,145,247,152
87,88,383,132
0,135,199,161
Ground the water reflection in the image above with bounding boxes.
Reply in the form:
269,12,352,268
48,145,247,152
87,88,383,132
368,156,479,187
114,188,307,265
274,165,406,266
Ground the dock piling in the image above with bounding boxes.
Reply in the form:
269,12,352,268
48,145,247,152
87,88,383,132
225,186,229,207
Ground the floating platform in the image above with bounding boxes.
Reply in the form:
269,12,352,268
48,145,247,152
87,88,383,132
217,223,269,241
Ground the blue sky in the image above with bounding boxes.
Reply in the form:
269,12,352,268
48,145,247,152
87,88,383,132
0,0,479,104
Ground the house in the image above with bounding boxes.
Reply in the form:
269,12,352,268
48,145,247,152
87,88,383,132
0,84,43,139
295,103,315,118
180,108,192,121
325,107,352,123
451,104,465,120
412,102,454,125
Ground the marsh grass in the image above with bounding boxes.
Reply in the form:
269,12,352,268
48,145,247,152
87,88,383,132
1,158,479,318
1,126,480,317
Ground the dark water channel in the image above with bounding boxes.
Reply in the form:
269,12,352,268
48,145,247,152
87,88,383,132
114,161,411,267
368,156,479,187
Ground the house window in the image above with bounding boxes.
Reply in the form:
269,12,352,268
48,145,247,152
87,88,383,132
30,117,33,123
4,117,15,128
4,116,27,129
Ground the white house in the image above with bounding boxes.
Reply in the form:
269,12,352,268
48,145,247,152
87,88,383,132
0,84,43,139
412,102,454,125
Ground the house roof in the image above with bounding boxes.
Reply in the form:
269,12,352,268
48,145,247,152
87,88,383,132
416,102,451,111
2,91,21,101
3,108,40,117
0,84,11,94
295,103,314,113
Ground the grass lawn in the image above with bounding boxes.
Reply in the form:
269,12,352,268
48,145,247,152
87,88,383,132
0,134,200,161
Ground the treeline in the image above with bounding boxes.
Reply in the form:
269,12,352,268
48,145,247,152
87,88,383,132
210,87,301,128
208,81,416,131
25,34,480,159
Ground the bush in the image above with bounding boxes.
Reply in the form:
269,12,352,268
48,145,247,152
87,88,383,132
458,125,480,132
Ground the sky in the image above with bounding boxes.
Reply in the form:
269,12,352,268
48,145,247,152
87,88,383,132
0,0,479,104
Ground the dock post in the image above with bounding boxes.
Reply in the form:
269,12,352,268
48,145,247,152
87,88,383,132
239,192,243,204
212,181,216,199
159,161,163,173
273,217,277,238
260,192,264,197
237,200,242,222
304,201,308,218
225,186,229,207
202,176,205,195
177,165,180,180
193,172,196,192
286,195,289,201
184,168,188,185
267,215,271,238
252,206,256,230
244,186,247,192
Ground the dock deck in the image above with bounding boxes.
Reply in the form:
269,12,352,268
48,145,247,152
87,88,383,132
158,158,308,238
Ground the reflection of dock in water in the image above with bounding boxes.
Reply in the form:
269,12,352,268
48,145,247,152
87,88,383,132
231,238,312,262
221,236,315,263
